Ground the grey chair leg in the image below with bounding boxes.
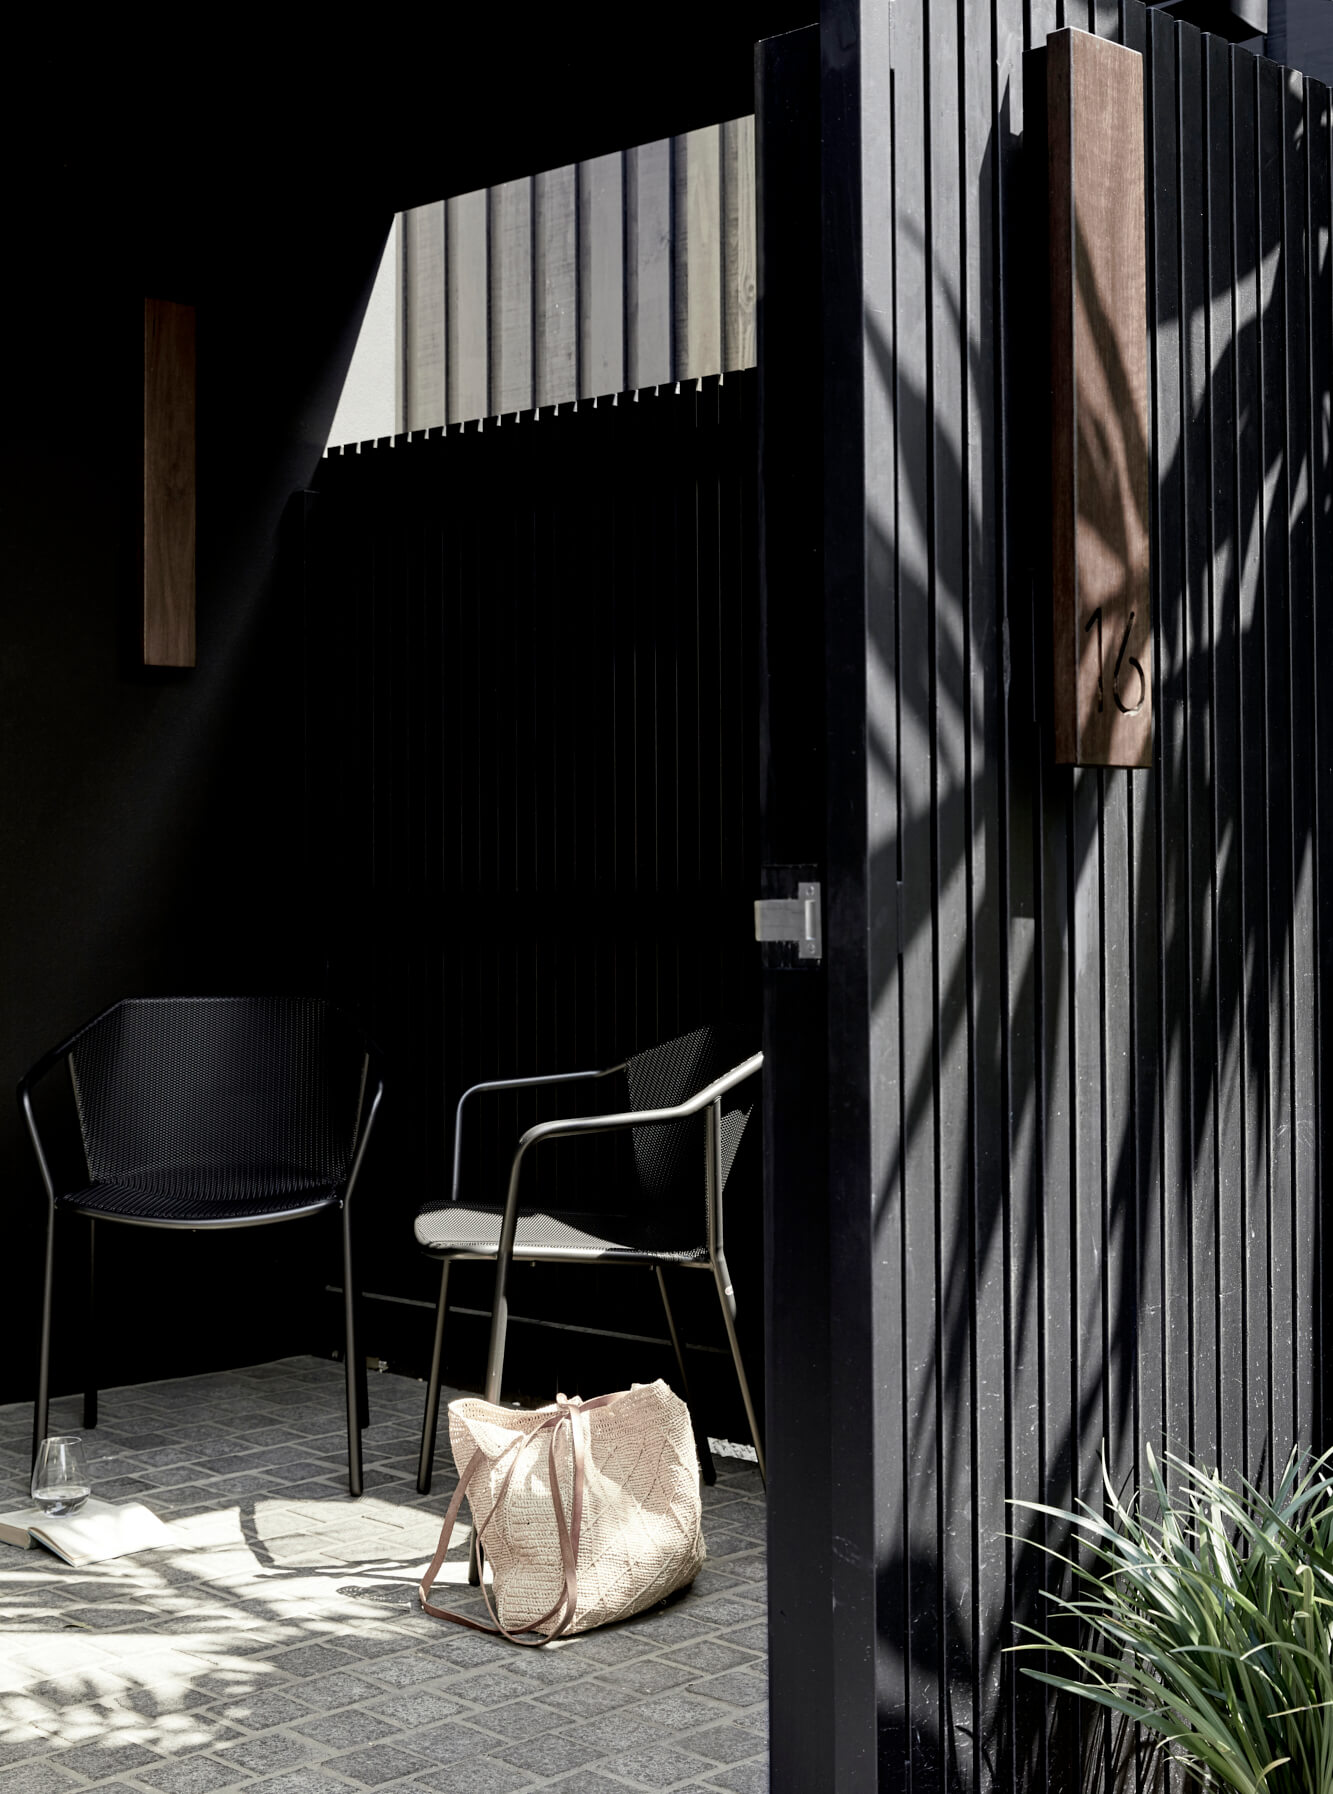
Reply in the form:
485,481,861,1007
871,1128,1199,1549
482,1269,511,1406
33,1203,56,1471
342,1205,363,1497
417,1259,451,1495
356,1286,371,1432
655,1266,716,1485
468,1274,513,1587
710,1251,766,1485
466,1277,513,1585
83,1219,98,1432
468,1317,506,1585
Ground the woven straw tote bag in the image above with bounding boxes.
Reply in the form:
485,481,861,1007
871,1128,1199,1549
418,1380,705,1644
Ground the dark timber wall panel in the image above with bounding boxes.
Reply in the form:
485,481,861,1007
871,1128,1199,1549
818,1,1332,1787
305,377,761,1429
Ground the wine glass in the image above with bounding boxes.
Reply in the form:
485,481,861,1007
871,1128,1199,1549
31,1435,91,1515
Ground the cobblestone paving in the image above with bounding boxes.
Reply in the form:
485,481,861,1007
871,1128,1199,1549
0,1359,768,1793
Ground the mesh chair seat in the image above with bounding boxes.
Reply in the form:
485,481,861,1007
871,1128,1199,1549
414,1201,708,1263
59,1177,342,1226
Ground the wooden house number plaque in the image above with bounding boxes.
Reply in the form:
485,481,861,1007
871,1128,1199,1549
1048,28,1152,768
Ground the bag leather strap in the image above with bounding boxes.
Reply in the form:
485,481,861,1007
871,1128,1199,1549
418,1390,625,1646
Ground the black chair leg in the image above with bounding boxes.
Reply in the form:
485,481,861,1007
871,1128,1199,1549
417,1259,451,1495
341,1205,363,1497
655,1266,715,1485
33,1202,56,1471
711,1251,766,1485
83,1218,98,1432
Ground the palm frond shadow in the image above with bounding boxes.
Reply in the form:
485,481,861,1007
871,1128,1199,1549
859,48,1328,1792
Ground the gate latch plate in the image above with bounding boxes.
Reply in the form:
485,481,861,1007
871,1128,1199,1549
754,882,822,960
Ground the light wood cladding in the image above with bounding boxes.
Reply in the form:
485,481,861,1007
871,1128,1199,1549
535,164,578,406
489,178,534,417
578,152,625,399
1048,28,1152,766
675,126,722,381
447,191,488,425
143,297,196,668
353,119,757,441
403,203,446,431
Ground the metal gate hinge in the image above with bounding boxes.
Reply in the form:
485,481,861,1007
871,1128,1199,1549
754,882,822,960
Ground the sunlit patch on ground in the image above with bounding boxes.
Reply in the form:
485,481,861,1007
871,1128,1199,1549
0,1356,768,1791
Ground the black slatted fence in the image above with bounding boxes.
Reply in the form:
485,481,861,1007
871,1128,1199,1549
303,376,761,1429
822,2,1333,1786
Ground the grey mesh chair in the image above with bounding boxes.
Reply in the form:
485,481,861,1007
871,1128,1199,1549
19,997,383,1494
414,1026,764,1495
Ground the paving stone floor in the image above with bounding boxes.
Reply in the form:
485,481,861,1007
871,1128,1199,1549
0,1358,768,1794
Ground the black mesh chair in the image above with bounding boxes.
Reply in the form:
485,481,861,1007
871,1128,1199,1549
414,1025,764,1496
19,997,383,1494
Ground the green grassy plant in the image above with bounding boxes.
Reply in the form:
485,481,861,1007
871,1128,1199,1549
1013,1445,1333,1794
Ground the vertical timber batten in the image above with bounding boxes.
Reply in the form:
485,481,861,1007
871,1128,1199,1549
757,26,833,1794
821,0,892,1787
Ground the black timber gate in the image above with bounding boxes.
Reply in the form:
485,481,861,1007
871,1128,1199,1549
762,4,1333,1791
301,377,763,1432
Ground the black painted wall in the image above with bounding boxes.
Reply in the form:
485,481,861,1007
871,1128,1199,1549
0,193,393,1404
811,2,1332,1788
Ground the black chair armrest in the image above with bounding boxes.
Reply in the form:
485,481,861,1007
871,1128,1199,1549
343,1062,385,1207
15,1005,117,1105
15,1015,110,1204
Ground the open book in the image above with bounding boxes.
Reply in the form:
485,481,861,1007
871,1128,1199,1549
0,1498,177,1566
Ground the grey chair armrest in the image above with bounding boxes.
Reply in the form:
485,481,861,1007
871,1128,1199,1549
497,1050,763,1242
514,1052,764,1155
449,1063,626,1204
